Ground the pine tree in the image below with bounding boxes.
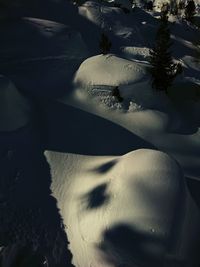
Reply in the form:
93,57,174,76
146,1,153,11
185,0,196,22
149,13,179,92
99,33,112,55
112,86,123,102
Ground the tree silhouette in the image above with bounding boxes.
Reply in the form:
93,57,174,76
149,13,181,92
112,86,123,102
185,0,196,22
99,33,112,55
145,1,153,11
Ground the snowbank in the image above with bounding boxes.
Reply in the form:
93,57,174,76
0,76,31,132
74,54,146,87
46,149,200,267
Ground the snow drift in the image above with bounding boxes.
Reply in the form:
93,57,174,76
46,149,200,267
74,54,146,87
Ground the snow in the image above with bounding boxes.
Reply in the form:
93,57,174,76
0,76,31,132
120,46,151,62
46,149,200,267
0,17,89,97
60,43,200,179
0,0,200,266
73,54,146,87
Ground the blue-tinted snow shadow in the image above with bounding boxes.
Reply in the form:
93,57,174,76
0,0,125,55
187,177,200,209
98,222,194,267
97,177,200,267
42,100,155,155
99,223,165,267
0,123,74,267
0,17,88,98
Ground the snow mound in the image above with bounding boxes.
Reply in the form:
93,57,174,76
79,1,124,29
0,76,31,132
46,149,200,267
74,54,146,87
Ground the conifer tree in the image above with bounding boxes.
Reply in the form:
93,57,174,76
99,33,112,55
149,13,179,92
112,86,123,102
185,0,196,22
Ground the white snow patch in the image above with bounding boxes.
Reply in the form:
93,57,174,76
121,46,150,61
73,54,146,87
46,149,200,267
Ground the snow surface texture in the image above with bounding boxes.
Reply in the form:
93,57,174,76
46,149,200,267
62,52,200,180
74,54,146,87
0,76,31,131
0,0,200,266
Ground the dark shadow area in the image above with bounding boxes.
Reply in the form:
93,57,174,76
98,223,165,267
81,183,110,209
0,0,99,52
91,159,118,174
0,17,88,98
186,177,200,209
0,122,74,267
0,245,47,267
42,100,156,155
0,0,133,56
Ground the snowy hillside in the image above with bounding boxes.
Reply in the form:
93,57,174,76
0,0,200,266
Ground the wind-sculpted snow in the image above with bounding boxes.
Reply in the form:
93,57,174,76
62,50,200,179
46,149,200,267
74,54,146,87
0,1,200,266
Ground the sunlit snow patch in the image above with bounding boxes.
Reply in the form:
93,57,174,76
46,149,200,267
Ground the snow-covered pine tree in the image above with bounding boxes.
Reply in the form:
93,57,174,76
99,33,112,55
149,13,179,92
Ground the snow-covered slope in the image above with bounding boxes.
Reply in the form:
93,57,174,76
61,50,200,179
0,0,200,266
0,76,31,131
46,149,200,267
0,17,89,97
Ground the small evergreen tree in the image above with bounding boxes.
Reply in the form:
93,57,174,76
185,0,196,22
178,0,185,10
99,33,112,55
146,1,153,10
149,13,180,92
160,2,170,19
112,86,123,102
170,0,178,15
